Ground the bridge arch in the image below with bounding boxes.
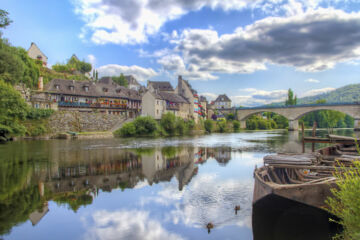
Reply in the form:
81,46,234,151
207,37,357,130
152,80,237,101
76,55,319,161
236,103,360,131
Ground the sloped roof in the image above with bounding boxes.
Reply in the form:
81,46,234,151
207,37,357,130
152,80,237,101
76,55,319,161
214,94,231,102
44,78,141,100
148,81,174,92
156,91,189,103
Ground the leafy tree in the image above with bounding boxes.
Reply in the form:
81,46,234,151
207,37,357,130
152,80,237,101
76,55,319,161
285,88,297,106
0,9,12,29
0,80,28,138
112,73,128,87
176,117,186,135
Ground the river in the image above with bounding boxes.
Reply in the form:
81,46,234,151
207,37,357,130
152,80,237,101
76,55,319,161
0,129,354,240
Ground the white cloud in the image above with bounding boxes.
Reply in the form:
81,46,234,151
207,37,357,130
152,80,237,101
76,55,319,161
301,87,335,97
97,64,157,82
229,89,288,106
305,78,320,83
87,54,96,67
82,210,184,240
72,0,358,45
154,8,360,80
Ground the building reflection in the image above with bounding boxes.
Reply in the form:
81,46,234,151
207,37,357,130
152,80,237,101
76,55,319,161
0,145,234,234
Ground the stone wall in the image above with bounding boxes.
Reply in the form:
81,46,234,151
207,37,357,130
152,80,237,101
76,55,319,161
49,110,126,133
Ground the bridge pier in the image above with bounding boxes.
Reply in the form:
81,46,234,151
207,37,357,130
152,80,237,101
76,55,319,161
288,120,299,131
354,119,360,131
240,120,246,129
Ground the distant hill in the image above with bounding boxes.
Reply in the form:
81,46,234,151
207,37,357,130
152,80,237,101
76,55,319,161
266,83,360,107
298,84,360,104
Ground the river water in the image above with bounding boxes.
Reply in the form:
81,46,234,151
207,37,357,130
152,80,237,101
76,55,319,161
0,129,354,240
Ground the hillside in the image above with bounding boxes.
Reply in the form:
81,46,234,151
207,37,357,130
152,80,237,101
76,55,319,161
298,84,360,104
266,83,360,107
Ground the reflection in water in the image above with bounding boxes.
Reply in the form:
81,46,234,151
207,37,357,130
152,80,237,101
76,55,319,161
0,130,351,239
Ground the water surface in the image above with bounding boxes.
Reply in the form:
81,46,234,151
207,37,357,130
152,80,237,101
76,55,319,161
0,130,353,240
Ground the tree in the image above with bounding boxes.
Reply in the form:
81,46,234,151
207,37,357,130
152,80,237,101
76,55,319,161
285,88,297,106
0,9,12,29
0,80,28,138
112,73,128,87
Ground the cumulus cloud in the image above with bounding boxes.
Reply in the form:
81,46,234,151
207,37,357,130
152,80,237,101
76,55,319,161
97,64,157,82
83,210,184,240
157,54,218,80
72,0,356,45
228,89,288,106
305,78,320,83
168,8,360,78
87,54,96,67
301,87,335,97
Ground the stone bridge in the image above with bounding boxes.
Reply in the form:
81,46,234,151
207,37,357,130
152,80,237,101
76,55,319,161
220,103,360,131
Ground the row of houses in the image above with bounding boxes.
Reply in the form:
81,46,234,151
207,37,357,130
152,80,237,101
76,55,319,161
27,75,232,121
25,42,232,121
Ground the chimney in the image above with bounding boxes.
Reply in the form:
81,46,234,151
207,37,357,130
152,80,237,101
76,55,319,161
178,75,183,96
38,76,44,91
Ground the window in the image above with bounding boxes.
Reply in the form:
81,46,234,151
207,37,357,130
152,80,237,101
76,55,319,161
84,86,89,92
157,109,159,115
69,86,74,91
103,88,108,92
55,85,59,90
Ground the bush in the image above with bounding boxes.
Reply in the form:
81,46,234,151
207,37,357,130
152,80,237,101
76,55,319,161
233,120,240,131
26,108,54,120
204,119,213,133
133,116,158,135
326,161,360,240
115,116,159,137
217,119,227,133
226,113,235,121
114,122,136,137
160,113,176,135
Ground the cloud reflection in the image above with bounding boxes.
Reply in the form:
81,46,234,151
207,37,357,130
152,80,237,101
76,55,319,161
83,210,184,240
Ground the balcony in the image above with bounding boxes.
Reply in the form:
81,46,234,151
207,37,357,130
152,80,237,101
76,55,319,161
166,104,180,110
58,101,127,109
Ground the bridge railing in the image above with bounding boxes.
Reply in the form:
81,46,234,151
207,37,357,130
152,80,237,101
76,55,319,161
236,102,360,110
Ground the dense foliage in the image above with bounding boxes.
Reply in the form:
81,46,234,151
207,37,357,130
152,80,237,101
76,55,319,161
111,73,128,87
326,161,360,240
0,38,40,88
52,56,92,75
0,80,28,138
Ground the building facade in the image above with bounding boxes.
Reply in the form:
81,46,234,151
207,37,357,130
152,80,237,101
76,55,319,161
32,77,142,118
214,94,232,109
27,42,48,66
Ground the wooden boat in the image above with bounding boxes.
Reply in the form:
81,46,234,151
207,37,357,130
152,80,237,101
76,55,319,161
253,141,360,209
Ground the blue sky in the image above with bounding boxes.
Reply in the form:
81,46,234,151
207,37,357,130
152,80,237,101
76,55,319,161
2,0,360,106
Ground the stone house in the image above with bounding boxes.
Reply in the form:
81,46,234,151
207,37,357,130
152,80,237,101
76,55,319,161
34,77,142,117
125,75,142,91
176,76,204,121
27,42,48,66
214,94,232,109
141,90,190,120
199,96,208,119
